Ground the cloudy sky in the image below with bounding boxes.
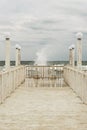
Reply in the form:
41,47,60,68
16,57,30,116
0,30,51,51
0,0,87,61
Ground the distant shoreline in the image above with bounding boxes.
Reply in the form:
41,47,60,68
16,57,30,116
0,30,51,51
0,61,87,66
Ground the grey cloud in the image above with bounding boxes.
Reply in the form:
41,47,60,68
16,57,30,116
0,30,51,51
0,0,87,60
42,20,59,24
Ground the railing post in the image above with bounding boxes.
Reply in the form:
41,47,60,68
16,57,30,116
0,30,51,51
69,46,72,66
1,73,4,103
15,44,21,66
0,74,2,103
76,32,83,68
5,37,11,70
69,44,75,67
71,44,75,67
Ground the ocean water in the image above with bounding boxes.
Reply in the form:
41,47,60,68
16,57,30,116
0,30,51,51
0,61,87,66
0,61,87,71
0,61,68,66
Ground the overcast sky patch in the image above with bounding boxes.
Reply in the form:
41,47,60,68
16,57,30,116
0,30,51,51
0,0,87,60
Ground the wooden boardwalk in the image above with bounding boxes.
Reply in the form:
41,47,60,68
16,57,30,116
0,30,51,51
0,80,87,130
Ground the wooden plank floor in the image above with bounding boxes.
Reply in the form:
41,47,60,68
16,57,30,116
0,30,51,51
0,79,86,130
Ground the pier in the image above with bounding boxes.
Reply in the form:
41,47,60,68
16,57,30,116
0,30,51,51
0,65,87,130
0,33,87,130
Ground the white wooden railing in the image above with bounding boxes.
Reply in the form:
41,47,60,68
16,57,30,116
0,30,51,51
25,65,64,87
0,66,25,103
64,66,87,104
26,65,64,79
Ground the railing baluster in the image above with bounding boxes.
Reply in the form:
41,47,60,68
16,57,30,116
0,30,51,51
0,66,25,104
25,65,64,87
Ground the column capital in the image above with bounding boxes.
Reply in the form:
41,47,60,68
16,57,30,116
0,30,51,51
76,32,83,40
6,38,10,40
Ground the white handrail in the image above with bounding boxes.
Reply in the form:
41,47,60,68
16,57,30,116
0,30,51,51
64,66,87,104
0,66,25,103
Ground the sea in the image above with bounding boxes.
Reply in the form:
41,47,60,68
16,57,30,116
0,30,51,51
0,61,87,66
0,61,87,71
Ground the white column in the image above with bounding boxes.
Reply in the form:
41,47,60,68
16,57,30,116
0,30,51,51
16,48,19,66
18,47,21,65
76,32,83,67
69,46,72,66
5,37,11,69
71,44,75,67
15,44,21,66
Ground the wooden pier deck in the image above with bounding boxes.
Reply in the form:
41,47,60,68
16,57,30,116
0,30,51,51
0,80,87,130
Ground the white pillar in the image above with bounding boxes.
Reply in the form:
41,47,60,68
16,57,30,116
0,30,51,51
69,46,72,66
15,44,21,66
76,32,83,67
5,37,11,69
18,47,21,65
16,48,19,66
71,44,75,67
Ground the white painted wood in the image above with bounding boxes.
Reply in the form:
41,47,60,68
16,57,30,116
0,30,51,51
76,32,83,67
64,66,87,104
5,38,11,69
0,66,25,104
